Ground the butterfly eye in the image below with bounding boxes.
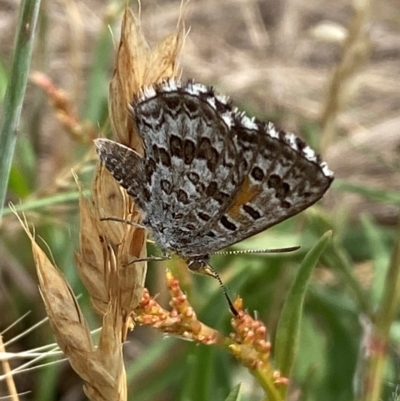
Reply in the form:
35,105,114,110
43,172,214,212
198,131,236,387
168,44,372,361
187,258,207,272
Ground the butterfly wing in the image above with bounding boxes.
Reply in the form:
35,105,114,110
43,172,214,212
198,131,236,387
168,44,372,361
94,139,147,209
185,116,333,255
130,81,248,254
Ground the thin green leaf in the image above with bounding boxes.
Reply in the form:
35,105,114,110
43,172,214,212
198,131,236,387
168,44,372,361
0,59,8,100
225,383,242,401
3,191,89,216
0,0,42,218
274,231,332,379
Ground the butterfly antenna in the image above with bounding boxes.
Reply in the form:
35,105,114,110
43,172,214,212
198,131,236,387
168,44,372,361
211,245,300,257
205,264,239,317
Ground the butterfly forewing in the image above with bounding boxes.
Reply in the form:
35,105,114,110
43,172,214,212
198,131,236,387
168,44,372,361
131,83,249,253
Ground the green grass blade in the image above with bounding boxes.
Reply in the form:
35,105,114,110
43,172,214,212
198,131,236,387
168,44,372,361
225,383,242,401
3,191,89,216
0,0,41,219
274,231,332,382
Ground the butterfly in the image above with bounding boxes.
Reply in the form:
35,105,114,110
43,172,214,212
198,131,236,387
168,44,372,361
95,78,333,275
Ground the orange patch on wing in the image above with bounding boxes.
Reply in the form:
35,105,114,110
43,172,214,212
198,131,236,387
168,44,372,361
227,177,259,221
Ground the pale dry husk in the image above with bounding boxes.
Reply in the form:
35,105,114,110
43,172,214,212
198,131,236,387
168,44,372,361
109,7,185,153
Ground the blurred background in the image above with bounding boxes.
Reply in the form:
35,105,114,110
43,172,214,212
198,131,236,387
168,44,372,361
1,0,400,400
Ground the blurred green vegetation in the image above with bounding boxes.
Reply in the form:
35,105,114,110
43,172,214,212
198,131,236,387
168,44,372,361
1,1,400,401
